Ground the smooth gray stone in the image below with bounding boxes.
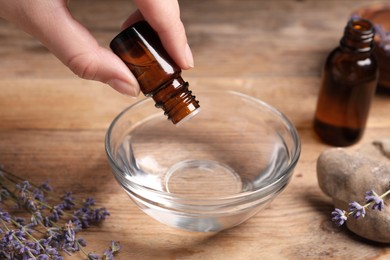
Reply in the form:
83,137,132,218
317,139,390,243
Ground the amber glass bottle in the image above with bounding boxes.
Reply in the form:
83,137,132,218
313,18,379,146
110,21,200,124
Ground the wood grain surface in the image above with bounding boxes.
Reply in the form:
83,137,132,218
1,0,390,259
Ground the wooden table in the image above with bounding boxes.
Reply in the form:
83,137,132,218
1,0,390,259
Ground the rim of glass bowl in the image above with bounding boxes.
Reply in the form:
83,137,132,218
105,90,301,201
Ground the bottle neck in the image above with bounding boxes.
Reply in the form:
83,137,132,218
340,18,375,54
152,76,200,124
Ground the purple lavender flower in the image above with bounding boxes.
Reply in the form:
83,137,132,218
0,208,11,222
331,208,348,226
73,207,92,228
0,230,12,243
46,227,61,245
1,230,27,253
71,218,83,232
73,204,110,228
14,180,43,212
24,198,38,212
93,208,110,222
43,216,53,227
61,192,75,210
46,247,60,256
33,188,47,203
31,211,44,226
61,221,87,253
375,24,390,51
348,201,366,219
14,230,27,241
88,253,99,260
39,181,53,192
14,217,26,226
26,240,40,251
15,180,31,192
78,238,87,247
104,249,114,260
84,197,96,207
37,255,50,260
102,241,122,260
365,190,385,211
65,222,76,244
48,204,64,222
15,242,39,257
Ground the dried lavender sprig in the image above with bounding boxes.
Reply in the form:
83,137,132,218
5,181,109,244
0,219,62,259
0,217,49,259
1,196,107,259
0,171,109,229
1,169,96,212
374,24,390,51
0,168,119,259
331,188,390,227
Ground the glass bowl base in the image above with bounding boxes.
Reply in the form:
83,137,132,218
163,160,243,196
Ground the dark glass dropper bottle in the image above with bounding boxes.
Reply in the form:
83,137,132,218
313,18,379,146
110,21,200,124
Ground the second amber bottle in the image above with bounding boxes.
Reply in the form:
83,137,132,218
313,18,379,147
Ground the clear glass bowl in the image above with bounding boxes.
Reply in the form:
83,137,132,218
105,90,301,232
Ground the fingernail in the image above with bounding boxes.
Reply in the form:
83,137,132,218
107,79,140,97
185,43,194,68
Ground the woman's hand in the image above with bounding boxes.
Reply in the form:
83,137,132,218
0,0,193,97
